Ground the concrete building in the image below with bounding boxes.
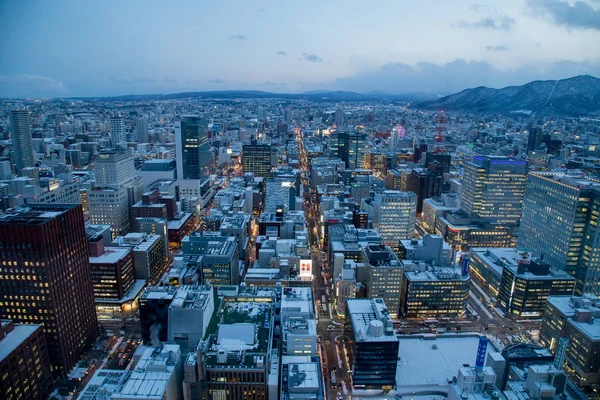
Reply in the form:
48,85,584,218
564,310,600,385
468,247,518,296
461,155,527,225
113,232,169,284
78,345,183,400
346,298,399,389
167,284,214,352
9,110,34,174
242,141,272,178
280,356,325,400
540,294,600,354
400,262,470,318
363,244,404,319
363,190,417,244
200,236,240,285
0,205,98,375
497,259,575,317
89,186,132,238
0,320,53,400
518,172,600,295
398,234,452,266
109,116,125,147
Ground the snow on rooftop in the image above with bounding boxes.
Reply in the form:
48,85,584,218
396,336,494,387
217,323,256,350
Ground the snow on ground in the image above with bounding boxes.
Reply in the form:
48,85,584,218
396,336,493,386
469,291,494,319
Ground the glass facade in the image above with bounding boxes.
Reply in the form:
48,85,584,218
178,116,210,180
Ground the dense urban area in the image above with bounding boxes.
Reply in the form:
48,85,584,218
0,94,599,400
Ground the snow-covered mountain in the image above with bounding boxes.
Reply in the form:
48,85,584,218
418,75,600,116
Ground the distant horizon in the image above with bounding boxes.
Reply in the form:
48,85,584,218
1,73,597,101
2,1,599,98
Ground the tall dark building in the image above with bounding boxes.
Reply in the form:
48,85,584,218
0,320,53,400
242,141,272,177
139,286,177,345
425,152,451,174
0,204,98,376
9,110,35,175
406,168,443,214
175,115,210,180
527,127,542,152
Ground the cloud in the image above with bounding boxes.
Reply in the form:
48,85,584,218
470,3,487,12
486,45,509,51
300,53,323,63
276,50,287,56
328,59,600,94
229,34,247,40
262,81,286,86
0,74,67,97
528,0,600,30
257,7,266,12
456,16,516,31
208,79,226,84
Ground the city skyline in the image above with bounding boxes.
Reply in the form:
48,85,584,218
1,0,600,97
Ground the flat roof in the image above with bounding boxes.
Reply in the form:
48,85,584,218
396,335,494,386
567,318,600,341
0,323,41,362
89,247,131,264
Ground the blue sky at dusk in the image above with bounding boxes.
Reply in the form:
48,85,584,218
1,0,599,97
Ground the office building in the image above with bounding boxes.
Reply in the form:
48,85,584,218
363,190,416,244
0,320,53,400
0,204,98,375
89,244,135,301
398,234,452,266
9,110,34,174
336,261,357,317
139,286,178,346
406,168,443,214
93,151,136,188
109,116,125,147
497,258,575,317
242,141,272,178
192,289,277,399
136,117,149,143
539,294,600,354
113,232,169,284
468,247,518,295
564,309,600,385
346,298,399,389
493,343,554,390
79,345,183,400
400,263,470,318
167,284,215,352
335,107,344,125
88,186,131,237
363,244,404,319
175,115,210,181
280,356,325,400
518,173,600,295
345,132,366,169
461,156,527,225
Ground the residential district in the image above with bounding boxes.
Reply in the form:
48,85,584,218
0,97,599,400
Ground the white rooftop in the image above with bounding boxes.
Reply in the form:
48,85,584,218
396,335,494,387
0,323,40,362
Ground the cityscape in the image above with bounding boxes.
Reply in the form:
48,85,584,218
1,2,600,400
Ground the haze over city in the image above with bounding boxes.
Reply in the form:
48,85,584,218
1,0,600,97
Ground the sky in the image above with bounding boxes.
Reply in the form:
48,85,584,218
1,0,599,97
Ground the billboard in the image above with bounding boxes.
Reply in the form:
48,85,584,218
299,259,313,278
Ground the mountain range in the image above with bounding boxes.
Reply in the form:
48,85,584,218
72,75,600,117
417,75,600,117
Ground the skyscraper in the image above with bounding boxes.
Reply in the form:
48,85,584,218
9,110,34,175
461,155,527,225
283,108,292,123
365,190,417,244
345,132,366,169
110,116,125,148
335,107,344,125
0,204,98,375
242,140,272,178
136,117,149,144
258,106,267,121
175,116,210,181
518,173,600,295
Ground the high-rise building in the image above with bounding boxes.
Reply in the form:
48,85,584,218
0,320,53,400
175,115,211,181
461,155,527,225
139,286,177,346
335,107,344,125
258,106,267,121
110,116,125,148
364,190,417,244
346,298,399,389
518,173,600,295
242,141,272,177
345,132,366,169
9,110,34,174
0,204,98,375
89,186,131,237
283,108,292,123
136,117,149,143
94,151,136,188
363,244,404,319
